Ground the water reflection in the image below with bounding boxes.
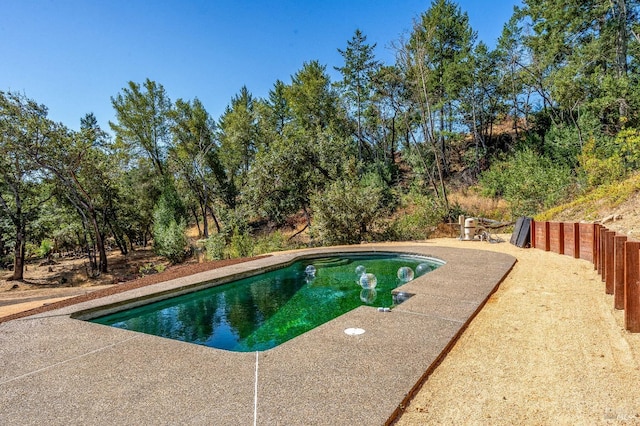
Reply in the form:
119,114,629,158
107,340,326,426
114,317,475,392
92,255,439,351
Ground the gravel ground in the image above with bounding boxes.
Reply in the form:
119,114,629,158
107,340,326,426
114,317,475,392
396,238,640,425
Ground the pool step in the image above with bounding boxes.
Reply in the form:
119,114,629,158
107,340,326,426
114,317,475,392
311,257,351,267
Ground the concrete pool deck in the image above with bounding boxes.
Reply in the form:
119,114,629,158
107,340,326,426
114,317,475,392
0,244,515,425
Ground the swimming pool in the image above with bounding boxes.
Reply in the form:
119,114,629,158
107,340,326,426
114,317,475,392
89,253,443,352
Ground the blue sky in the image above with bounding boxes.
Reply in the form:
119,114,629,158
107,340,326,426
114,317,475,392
2,0,520,132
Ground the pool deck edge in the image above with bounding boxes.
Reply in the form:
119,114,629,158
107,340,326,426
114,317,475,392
0,243,516,426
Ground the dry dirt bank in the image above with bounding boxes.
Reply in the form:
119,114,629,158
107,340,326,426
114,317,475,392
396,237,640,425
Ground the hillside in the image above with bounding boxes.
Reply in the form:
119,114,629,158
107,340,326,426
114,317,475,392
536,172,640,239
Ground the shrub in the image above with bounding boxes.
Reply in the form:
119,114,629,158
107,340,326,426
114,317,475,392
204,233,226,260
253,231,290,255
617,128,640,171
227,228,254,258
578,138,625,187
152,217,188,264
139,262,165,277
479,148,574,217
152,193,188,264
310,178,384,245
38,239,53,259
384,193,446,241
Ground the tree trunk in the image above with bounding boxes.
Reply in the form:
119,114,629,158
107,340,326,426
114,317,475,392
0,234,5,263
207,205,221,234
95,227,108,274
200,203,209,238
439,108,447,175
614,0,628,119
11,227,25,281
193,205,203,238
511,60,519,142
107,219,128,255
303,206,313,246
87,215,107,273
390,114,396,167
81,223,98,277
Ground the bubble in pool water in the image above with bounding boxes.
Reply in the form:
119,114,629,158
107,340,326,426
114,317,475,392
305,265,316,277
415,263,432,277
359,273,377,289
397,266,414,283
355,265,366,276
360,288,377,304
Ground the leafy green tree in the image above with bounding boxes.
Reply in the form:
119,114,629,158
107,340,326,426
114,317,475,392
262,79,292,137
248,62,355,234
496,16,529,139
249,132,315,226
115,161,160,248
110,79,173,177
396,0,476,213
0,211,11,267
26,114,114,275
369,65,410,184
459,42,504,174
170,98,230,237
32,198,83,257
217,86,258,202
0,91,52,280
286,60,345,132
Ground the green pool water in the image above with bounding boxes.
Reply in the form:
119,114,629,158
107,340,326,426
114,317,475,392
90,253,442,352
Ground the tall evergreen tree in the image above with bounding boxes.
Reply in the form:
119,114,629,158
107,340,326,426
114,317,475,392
335,29,381,162
460,42,504,174
170,98,230,236
398,0,476,212
518,0,640,130
110,79,173,177
249,61,354,232
217,86,258,202
496,16,529,139
409,0,476,175
286,60,343,132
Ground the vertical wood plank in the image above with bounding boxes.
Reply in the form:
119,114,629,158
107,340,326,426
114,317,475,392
563,223,574,257
530,220,536,249
544,221,550,252
549,222,564,254
578,223,596,263
604,231,616,293
598,227,606,277
594,224,601,267
573,223,580,259
625,242,640,332
614,235,628,310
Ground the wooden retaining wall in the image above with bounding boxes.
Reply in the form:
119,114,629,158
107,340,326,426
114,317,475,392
531,221,640,332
